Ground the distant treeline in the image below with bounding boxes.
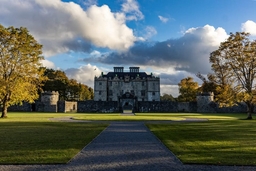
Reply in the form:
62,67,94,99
42,68,93,101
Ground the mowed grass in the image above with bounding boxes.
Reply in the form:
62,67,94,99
0,113,107,164
73,113,245,121
1,112,256,165
147,117,256,165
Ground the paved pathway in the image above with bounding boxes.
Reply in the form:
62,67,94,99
0,122,256,171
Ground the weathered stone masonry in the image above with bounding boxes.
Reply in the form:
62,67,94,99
76,92,249,113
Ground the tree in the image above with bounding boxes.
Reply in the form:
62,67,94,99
43,68,94,101
160,93,176,101
209,32,256,119
177,77,199,102
196,72,217,93
0,25,45,118
78,83,94,100
196,72,235,107
43,69,69,100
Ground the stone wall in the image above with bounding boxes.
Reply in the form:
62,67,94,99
137,101,197,113
8,102,32,112
58,101,77,113
36,101,57,112
6,91,252,113
77,101,119,113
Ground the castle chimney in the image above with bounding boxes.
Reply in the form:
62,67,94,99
129,67,140,72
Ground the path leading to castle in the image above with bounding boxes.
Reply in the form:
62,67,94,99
1,122,256,171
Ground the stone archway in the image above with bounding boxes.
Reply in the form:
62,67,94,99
118,92,137,114
122,101,133,114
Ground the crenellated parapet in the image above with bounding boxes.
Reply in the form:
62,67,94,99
196,92,215,113
41,91,59,105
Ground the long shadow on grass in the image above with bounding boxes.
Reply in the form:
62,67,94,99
0,122,107,164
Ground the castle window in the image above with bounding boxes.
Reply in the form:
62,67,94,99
99,82,102,85
125,76,130,82
109,90,113,96
152,92,155,95
142,81,144,86
141,90,145,96
99,91,101,95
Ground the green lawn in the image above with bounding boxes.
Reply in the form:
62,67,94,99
73,113,246,121
147,118,256,165
0,113,107,164
0,112,256,165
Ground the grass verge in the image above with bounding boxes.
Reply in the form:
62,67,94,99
0,119,107,164
1,112,255,165
147,119,256,165
73,113,247,121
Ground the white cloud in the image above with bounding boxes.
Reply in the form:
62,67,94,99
143,26,157,39
241,20,256,36
185,25,228,46
90,50,101,57
64,64,102,88
158,15,169,23
41,59,56,69
81,0,97,8
87,24,229,75
160,85,179,97
0,0,136,57
121,0,144,21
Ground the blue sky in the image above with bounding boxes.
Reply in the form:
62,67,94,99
1,0,256,97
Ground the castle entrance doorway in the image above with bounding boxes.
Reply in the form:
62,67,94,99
119,92,137,114
122,101,133,114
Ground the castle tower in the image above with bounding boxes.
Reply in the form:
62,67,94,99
40,91,59,112
196,92,215,113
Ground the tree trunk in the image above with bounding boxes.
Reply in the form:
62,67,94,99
1,99,8,118
246,101,253,120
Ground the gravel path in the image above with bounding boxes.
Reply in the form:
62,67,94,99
0,122,256,171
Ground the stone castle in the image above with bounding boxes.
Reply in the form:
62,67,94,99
7,67,250,113
94,67,160,102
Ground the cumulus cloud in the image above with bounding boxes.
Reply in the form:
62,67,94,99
241,20,256,36
158,15,169,23
160,85,179,97
143,26,157,40
41,59,56,69
0,0,136,57
84,25,228,75
121,0,144,21
81,0,97,8
64,64,102,88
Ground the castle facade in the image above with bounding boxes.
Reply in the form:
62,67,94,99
94,67,160,102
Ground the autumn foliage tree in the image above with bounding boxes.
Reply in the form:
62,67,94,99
43,68,94,101
209,32,256,119
43,69,69,100
178,77,199,102
0,25,45,118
